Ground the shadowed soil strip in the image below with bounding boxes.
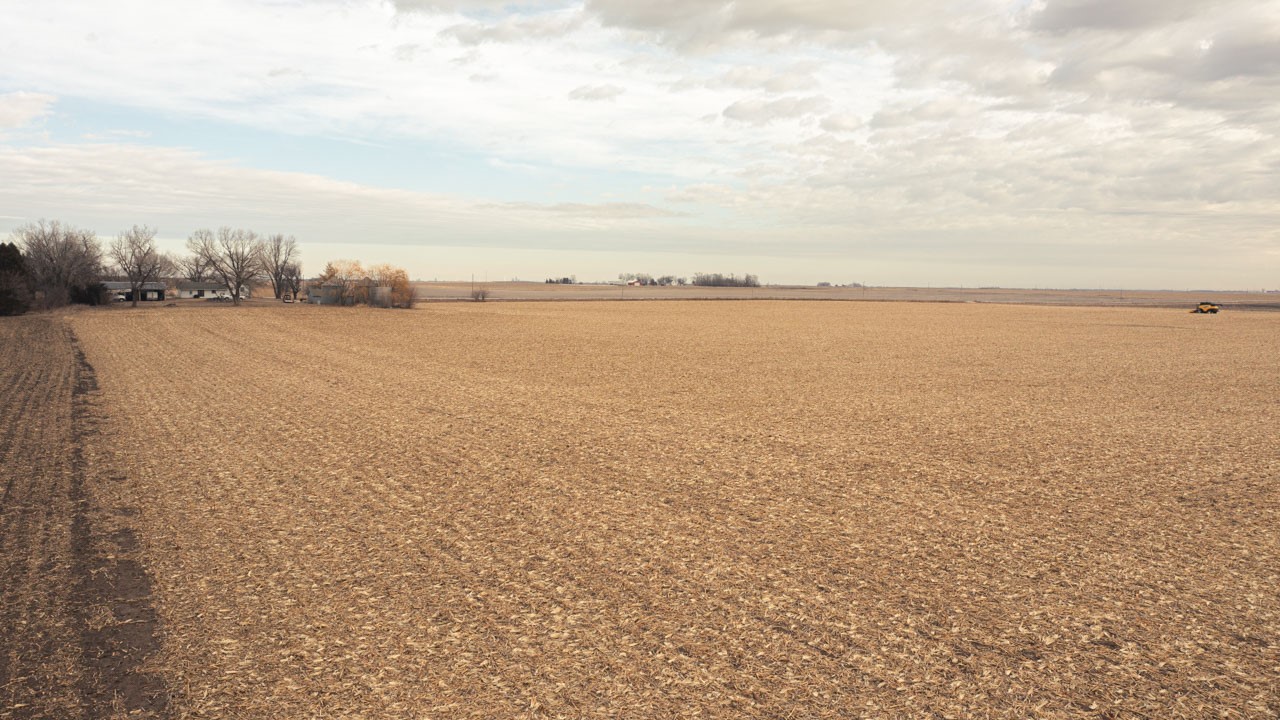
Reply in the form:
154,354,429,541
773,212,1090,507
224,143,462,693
69,336,169,717
0,315,167,719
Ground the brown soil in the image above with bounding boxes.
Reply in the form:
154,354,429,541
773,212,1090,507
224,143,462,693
414,281,1280,310
0,314,167,719
61,301,1279,719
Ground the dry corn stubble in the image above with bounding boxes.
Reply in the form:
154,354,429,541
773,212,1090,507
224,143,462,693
2,311,168,720
68,301,1280,719
0,316,83,719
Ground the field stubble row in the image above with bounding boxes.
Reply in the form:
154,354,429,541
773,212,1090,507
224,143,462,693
0,316,82,717
1,313,167,719
67,301,1280,718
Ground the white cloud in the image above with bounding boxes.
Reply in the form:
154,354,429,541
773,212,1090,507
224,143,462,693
582,0,956,50
1,0,1278,286
82,129,152,140
393,0,570,12
441,10,582,44
1030,0,1218,33
0,91,55,129
819,113,861,133
1,138,1275,287
568,84,625,101
722,95,829,125
503,201,684,219
0,142,693,247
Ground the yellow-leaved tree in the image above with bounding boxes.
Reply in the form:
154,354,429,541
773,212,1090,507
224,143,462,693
314,259,367,305
368,263,415,308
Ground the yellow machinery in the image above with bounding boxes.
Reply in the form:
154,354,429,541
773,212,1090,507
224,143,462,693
1191,301,1221,314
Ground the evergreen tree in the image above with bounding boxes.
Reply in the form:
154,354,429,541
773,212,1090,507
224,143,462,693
0,242,31,316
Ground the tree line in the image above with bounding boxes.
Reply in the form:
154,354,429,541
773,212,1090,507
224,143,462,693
619,273,685,286
616,272,761,287
184,228,302,306
692,273,760,287
0,219,304,315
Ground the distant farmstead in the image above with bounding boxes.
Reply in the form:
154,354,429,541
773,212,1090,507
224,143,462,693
308,285,344,305
369,286,392,308
102,281,166,302
176,281,230,300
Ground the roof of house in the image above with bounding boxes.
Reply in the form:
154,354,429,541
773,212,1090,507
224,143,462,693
176,281,227,291
102,281,166,290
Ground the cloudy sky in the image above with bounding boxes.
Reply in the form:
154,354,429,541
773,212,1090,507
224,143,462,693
1,0,1277,288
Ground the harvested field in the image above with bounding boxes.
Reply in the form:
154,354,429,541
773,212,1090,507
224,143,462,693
415,281,1280,310
0,315,81,718
0,313,166,719
6,301,1277,718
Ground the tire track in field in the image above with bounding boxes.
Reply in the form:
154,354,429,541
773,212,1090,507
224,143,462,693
67,329,171,719
0,316,80,720
0,315,174,719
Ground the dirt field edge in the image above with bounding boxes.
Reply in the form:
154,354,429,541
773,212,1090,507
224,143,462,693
0,316,169,719
68,332,170,719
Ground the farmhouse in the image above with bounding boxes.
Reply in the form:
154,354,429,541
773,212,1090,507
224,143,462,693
102,281,166,302
308,285,344,305
176,281,230,300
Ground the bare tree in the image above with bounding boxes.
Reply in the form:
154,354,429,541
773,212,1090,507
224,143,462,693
261,233,299,299
314,259,367,305
108,225,174,308
691,272,760,288
369,263,414,308
14,220,103,308
177,253,211,282
281,261,304,301
187,227,264,306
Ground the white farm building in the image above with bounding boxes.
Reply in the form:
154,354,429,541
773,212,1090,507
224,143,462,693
176,281,231,300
